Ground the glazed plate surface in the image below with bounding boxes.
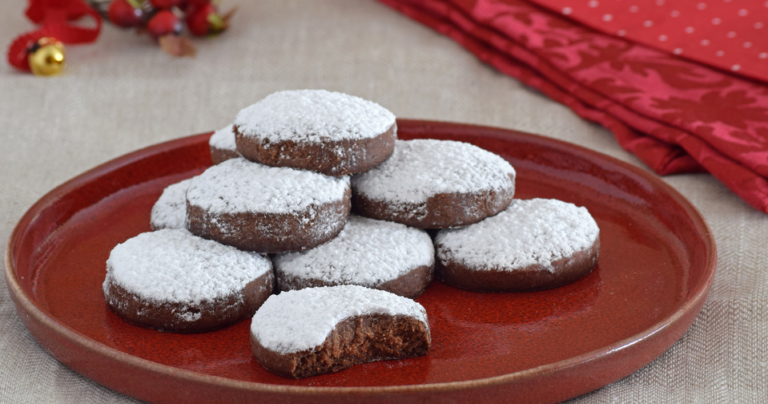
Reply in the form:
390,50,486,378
5,120,716,404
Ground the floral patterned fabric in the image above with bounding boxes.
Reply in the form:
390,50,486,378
379,0,768,213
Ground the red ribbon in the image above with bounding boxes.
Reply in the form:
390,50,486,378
7,0,102,71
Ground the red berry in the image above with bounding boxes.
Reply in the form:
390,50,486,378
108,0,143,28
178,0,208,12
186,3,225,36
147,10,182,40
150,0,182,9
183,0,210,7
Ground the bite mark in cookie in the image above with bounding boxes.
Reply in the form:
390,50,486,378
250,285,430,378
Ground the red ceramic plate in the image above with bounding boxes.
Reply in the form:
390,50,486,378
5,120,716,404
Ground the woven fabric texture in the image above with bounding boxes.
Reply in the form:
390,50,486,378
0,0,765,402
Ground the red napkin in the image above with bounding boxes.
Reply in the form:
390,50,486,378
530,0,768,84
378,0,768,213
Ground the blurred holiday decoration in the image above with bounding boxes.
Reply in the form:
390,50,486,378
90,0,236,57
7,0,235,74
27,37,66,76
7,0,101,75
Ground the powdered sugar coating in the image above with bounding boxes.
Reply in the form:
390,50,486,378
103,229,272,304
436,199,599,272
209,124,237,151
251,285,428,354
352,139,516,206
150,178,194,230
274,215,434,287
186,158,350,214
234,90,395,144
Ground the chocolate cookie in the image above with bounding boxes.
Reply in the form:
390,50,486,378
274,215,434,298
209,124,240,164
150,177,194,230
435,198,600,292
185,158,351,253
103,229,274,333
351,139,516,229
250,285,431,379
233,90,396,176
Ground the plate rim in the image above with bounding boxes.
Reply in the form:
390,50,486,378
4,119,717,396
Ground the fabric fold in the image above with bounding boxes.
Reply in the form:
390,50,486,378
379,0,768,213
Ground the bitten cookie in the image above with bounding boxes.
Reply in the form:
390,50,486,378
435,198,600,292
250,285,431,379
273,215,434,298
186,158,351,253
150,178,194,230
351,139,516,229
233,90,396,176
209,124,240,164
103,229,274,333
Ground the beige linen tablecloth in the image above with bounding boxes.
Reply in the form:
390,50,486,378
1,0,765,402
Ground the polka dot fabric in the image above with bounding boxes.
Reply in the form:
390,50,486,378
536,0,768,82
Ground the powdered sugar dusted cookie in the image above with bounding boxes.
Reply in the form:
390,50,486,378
274,215,434,298
209,124,240,164
150,178,194,230
435,198,600,292
186,158,351,253
234,90,396,176
352,139,516,229
250,285,430,378
103,229,274,333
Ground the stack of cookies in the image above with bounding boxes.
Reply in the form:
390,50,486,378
103,89,600,379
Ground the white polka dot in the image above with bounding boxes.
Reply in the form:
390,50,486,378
701,39,710,46
671,10,680,17
760,52,768,59
697,2,707,10
617,29,627,36
755,22,764,29
659,35,668,41
738,9,748,16
656,0,665,5
732,64,740,71
603,14,613,21
673,48,683,54
589,0,599,7
562,7,572,14
644,20,654,27
630,5,639,12
712,18,721,25
744,42,752,48
716,50,725,56
685,26,695,33
727,31,737,38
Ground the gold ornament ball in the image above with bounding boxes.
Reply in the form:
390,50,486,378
28,38,66,77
